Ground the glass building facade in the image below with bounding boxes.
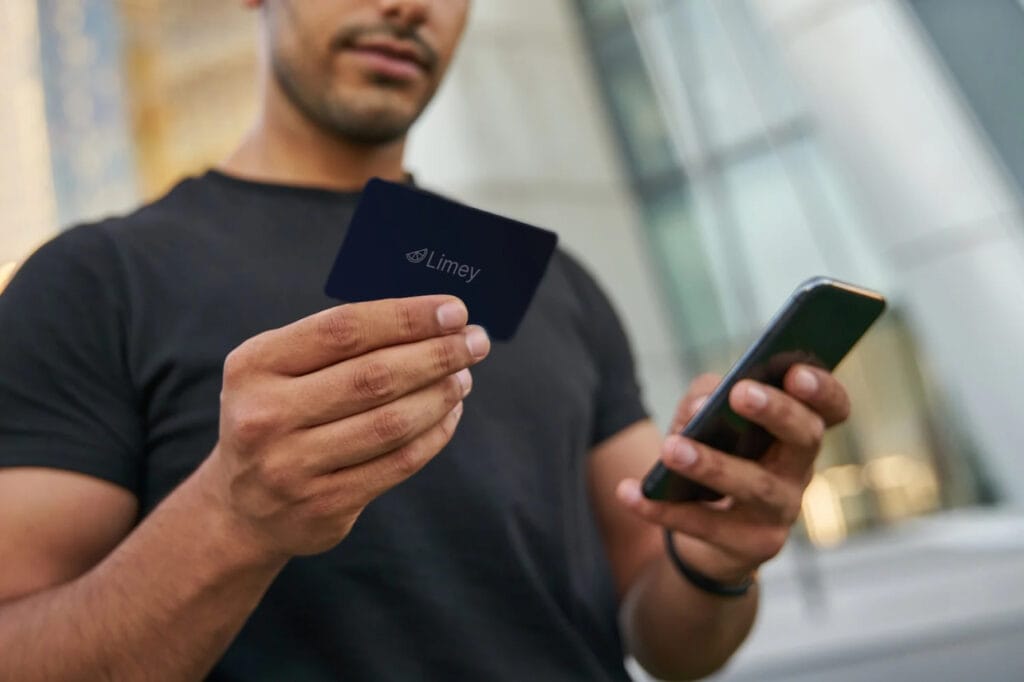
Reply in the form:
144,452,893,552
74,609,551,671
908,0,1024,200
574,0,994,548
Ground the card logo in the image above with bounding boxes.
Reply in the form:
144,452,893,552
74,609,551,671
405,248,429,264
405,248,482,284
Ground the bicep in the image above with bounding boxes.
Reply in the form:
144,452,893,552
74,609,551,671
588,419,665,599
0,468,137,603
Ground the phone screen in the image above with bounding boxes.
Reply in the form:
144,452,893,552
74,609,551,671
642,277,886,502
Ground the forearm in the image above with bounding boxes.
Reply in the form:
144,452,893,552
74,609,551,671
621,552,758,681
0,460,287,682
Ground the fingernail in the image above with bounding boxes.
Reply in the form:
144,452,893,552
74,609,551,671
436,301,467,330
450,401,464,419
465,326,490,359
616,479,642,505
455,368,472,395
746,385,768,410
670,439,698,467
794,368,818,396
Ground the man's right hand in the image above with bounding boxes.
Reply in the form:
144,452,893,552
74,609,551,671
0,294,488,682
199,295,490,560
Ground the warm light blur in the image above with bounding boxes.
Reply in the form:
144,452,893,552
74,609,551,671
116,1,258,200
863,454,941,521
802,472,848,547
802,453,943,548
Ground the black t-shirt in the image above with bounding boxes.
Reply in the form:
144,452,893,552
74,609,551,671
0,171,650,681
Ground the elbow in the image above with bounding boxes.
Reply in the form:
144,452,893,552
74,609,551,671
632,650,735,682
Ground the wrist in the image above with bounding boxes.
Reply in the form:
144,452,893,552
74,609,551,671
184,453,291,574
664,530,756,597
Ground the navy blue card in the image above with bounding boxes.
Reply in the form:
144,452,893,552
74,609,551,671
324,179,558,340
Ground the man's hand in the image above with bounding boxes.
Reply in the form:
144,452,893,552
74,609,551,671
198,295,491,560
0,296,490,682
616,365,850,584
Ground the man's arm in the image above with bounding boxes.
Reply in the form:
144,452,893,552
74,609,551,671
0,295,490,681
0,464,289,681
589,419,758,681
0,469,137,603
590,366,850,680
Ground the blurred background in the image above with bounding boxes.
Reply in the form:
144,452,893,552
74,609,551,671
2,0,1023,679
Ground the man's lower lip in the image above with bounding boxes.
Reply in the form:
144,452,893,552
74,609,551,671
344,48,424,80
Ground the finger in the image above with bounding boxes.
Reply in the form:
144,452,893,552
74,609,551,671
783,364,850,426
658,435,802,522
247,295,470,376
286,325,488,426
670,372,721,433
617,478,789,564
331,400,465,503
704,496,735,511
729,380,826,460
297,372,469,474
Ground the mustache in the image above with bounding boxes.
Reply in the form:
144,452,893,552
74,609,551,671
329,23,439,72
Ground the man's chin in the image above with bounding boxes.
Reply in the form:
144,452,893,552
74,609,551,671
275,65,428,145
321,109,416,145
320,89,425,144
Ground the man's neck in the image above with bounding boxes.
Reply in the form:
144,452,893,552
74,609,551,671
219,82,408,192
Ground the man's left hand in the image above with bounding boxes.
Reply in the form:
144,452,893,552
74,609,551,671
616,364,850,585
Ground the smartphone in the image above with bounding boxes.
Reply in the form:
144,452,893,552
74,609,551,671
641,277,886,503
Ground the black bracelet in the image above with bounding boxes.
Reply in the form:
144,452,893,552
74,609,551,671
663,529,755,597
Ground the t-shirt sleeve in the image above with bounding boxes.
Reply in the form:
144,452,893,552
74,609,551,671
559,251,651,447
0,224,143,492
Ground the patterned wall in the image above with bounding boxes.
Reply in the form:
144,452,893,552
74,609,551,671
0,0,57,281
36,0,137,226
1,1,260,293
116,0,259,200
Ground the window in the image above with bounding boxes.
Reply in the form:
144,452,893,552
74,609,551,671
908,0,1024,202
574,0,992,548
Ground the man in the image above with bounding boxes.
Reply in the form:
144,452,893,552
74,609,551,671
0,1,848,680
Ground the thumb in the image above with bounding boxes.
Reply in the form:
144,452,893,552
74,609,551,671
669,372,721,433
